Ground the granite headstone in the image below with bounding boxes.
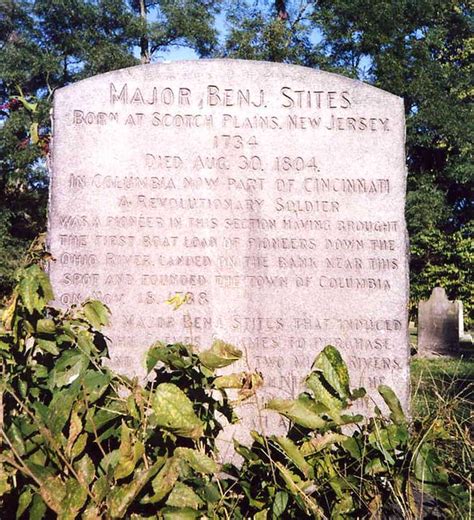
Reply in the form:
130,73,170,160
48,60,409,453
418,287,462,356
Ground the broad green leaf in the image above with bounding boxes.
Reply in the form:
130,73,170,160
175,447,219,474
213,372,247,388
272,491,288,519
85,400,125,433
25,455,49,477
275,462,323,517
214,372,264,401
18,267,41,314
166,482,204,510
305,372,343,415
142,457,179,504
71,433,88,460
29,494,47,520
202,482,221,503
368,428,396,466
83,300,109,329
1,295,17,330
254,510,268,520
378,385,406,425
76,330,96,355
342,437,363,459
311,345,350,399
37,338,59,355
198,339,241,369
45,385,81,436
16,487,33,518
50,351,89,388
36,318,56,334
161,507,202,520
30,266,54,308
234,440,260,462
7,422,26,455
107,463,162,518
114,422,145,480
365,458,387,475
81,370,111,403
305,346,352,416
60,478,88,520
39,476,66,514
92,475,109,502
74,454,95,486
146,342,193,373
266,395,327,430
413,443,448,485
300,433,348,457
152,383,203,439
0,464,11,496
273,437,313,478
66,409,82,456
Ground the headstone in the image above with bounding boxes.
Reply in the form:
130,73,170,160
418,287,461,356
47,60,409,452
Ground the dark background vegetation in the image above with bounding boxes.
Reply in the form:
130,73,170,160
0,0,472,324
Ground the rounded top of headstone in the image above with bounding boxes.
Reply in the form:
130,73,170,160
432,287,448,299
55,59,403,104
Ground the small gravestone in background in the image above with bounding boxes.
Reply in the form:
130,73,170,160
418,287,462,356
47,60,409,454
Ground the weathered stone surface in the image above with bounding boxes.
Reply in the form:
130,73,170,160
418,287,461,356
48,60,409,453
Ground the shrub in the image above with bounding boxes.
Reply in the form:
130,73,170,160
0,266,469,518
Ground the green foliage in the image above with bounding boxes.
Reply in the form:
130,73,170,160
411,357,473,519
0,265,252,518
226,346,468,519
410,222,473,327
0,267,470,518
0,0,221,301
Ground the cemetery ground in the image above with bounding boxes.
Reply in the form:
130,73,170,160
411,356,473,504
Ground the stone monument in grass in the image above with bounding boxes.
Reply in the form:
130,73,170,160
47,60,409,452
418,287,463,356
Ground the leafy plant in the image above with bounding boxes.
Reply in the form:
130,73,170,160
0,266,470,518
0,265,259,518
223,348,469,519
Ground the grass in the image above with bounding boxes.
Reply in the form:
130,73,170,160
411,356,473,518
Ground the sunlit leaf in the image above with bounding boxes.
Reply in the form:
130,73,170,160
83,300,109,329
107,462,162,517
267,395,327,430
198,339,242,369
166,292,190,310
152,383,204,439
50,351,89,388
166,482,204,510
114,422,145,480
378,385,406,425
142,456,180,504
273,437,313,478
175,447,219,474
272,491,288,519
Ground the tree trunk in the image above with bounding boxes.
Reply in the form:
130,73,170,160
139,0,150,64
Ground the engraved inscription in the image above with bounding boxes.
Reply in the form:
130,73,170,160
48,60,409,439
